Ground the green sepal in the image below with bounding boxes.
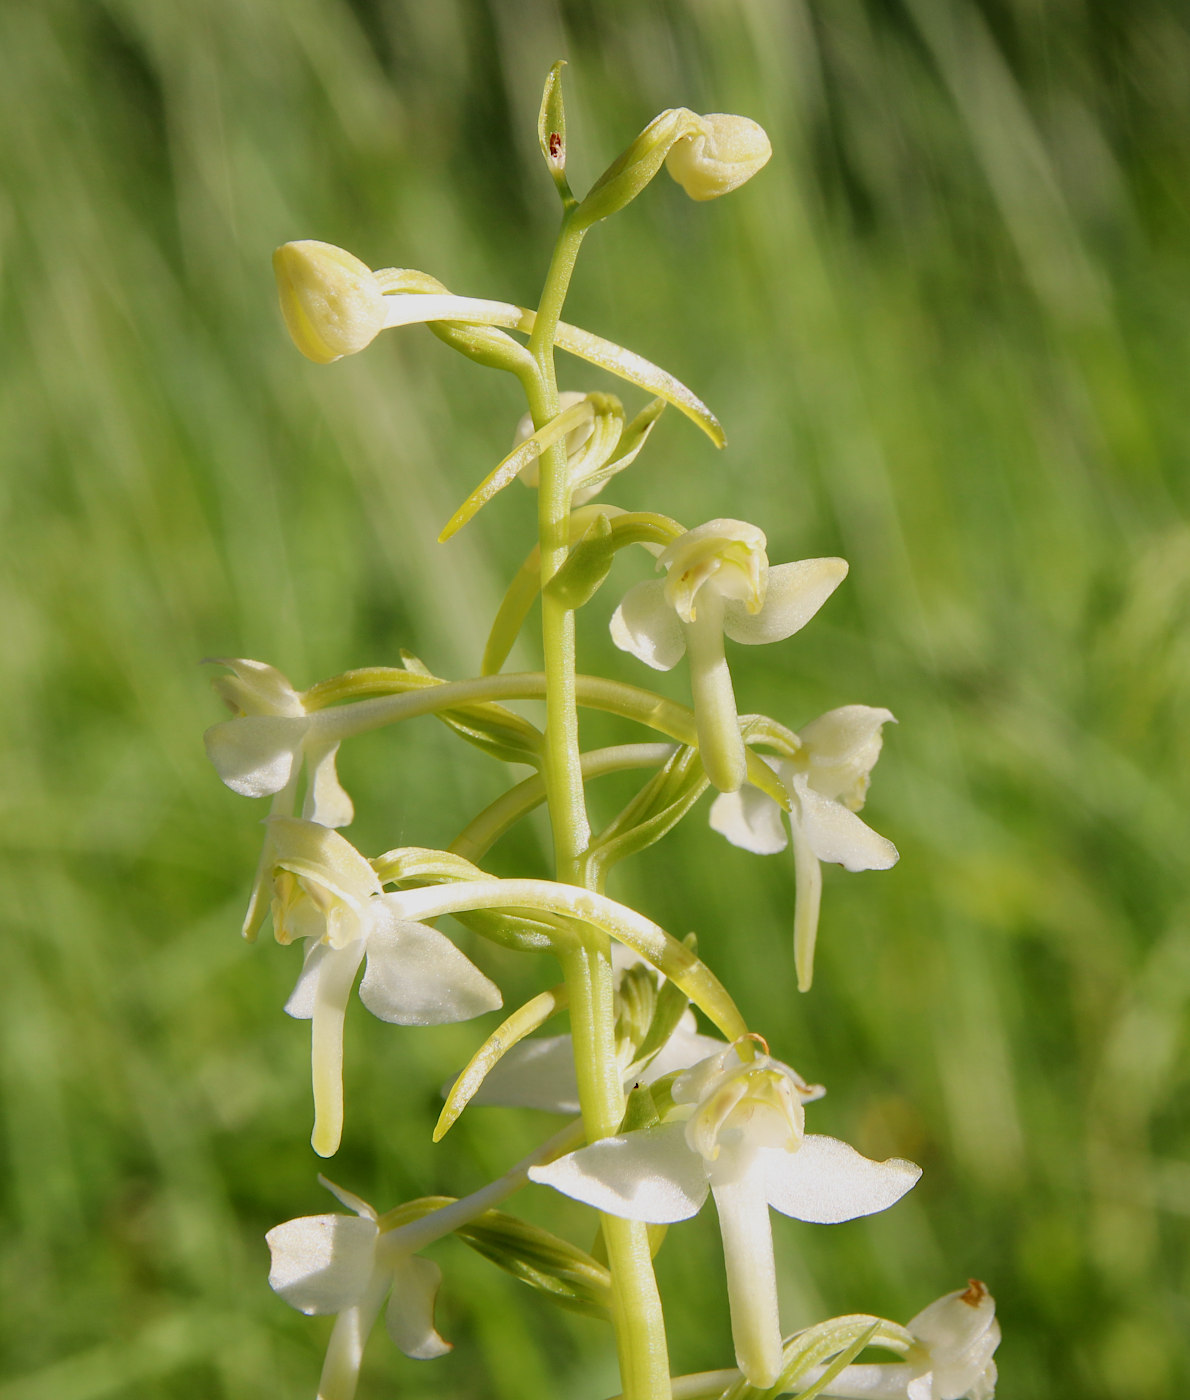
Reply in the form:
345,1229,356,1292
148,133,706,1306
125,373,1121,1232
579,744,709,885
455,1210,613,1321
482,550,542,676
545,512,616,609
435,983,568,1140
439,397,598,542
570,396,666,500
720,1315,911,1400
619,1081,662,1135
575,107,700,229
454,908,574,956
373,266,536,377
482,506,683,676
428,319,537,376
400,652,544,766
614,961,659,1056
371,846,486,888
630,944,694,1071
537,61,572,203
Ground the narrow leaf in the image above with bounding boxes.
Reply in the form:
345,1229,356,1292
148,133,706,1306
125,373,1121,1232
435,984,568,1140
554,318,725,447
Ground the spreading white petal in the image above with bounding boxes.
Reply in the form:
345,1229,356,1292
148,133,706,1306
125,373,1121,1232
386,1254,453,1360
610,579,687,671
759,1135,921,1223
529,1121,710,1222
204,715,307,797
722,557,848,646
793,777,899,872
266,1213,378,1315
358,909,502,1025
709,783,788,854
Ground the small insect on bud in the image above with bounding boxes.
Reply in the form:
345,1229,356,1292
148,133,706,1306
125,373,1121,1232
664,114,772,201
273,240,386,364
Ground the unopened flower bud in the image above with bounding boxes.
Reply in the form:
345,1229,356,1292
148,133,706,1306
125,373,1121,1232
665,114,772,201
273,240,386,364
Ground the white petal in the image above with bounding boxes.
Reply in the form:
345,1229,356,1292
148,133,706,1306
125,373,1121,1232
722,557,848,645
386,1254,453,1360
760,1135,921,1223
710,1173,783,1387
310,942,367,1158
304,741,355,828
465,1033,581,1114
709,785,788,855
204,715,306,797
794,778,899,872
529,1121,710,1223
610,579,686,671
790,817,824,993
685,599,746,793
806,1362,921,1397
316,1270,391,1400
641,1025,729,1080
359,905,502,1026
285,939,329,1020
266,1213,378,1314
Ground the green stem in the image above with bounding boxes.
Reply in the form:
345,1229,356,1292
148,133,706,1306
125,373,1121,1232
526,209,589,882
450,742,675,862
527,210,672,1400
562,943,674,1400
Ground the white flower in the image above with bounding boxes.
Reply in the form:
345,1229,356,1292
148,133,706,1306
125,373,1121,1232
205,658,353,823
205,659,355,940
529,1042,920,1388
270,817,502,1157
267,1177,451,1400
710,706,899,991
809,1282,1001,1400
610,519,848,793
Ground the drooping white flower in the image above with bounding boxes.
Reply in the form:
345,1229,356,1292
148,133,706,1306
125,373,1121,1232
267,1177,451,1400
610,519,847,793
270,817,502,1157
205,658,353,822
710,705,898,991
530,1042,920,1388
807,1281,1001,1400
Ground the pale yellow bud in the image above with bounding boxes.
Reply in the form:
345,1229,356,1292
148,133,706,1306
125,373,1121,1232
664,114,772,201
273,240,386,364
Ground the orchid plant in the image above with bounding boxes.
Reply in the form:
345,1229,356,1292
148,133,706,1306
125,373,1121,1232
207,64,1000,1400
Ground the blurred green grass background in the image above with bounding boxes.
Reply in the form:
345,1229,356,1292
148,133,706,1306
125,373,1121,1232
2,1,1188,1396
